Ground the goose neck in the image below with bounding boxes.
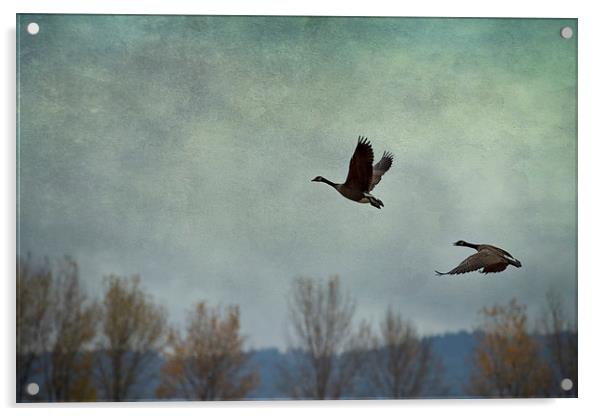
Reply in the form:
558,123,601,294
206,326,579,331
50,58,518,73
321,177,338,188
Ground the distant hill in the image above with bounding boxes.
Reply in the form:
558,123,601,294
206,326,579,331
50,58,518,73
246,331,479,399
429,330,478,397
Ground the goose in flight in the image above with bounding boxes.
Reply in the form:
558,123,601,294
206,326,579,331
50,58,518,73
312,136,394,209
435,240,522,276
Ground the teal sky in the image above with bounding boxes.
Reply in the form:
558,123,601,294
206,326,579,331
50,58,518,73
17,15,577,348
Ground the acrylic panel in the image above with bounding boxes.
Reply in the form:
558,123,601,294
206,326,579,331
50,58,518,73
16,15,577,402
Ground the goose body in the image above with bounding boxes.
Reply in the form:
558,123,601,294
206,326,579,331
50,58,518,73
312,136,394,209
435,240,522,276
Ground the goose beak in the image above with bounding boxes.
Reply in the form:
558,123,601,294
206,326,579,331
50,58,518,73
516,260,522,268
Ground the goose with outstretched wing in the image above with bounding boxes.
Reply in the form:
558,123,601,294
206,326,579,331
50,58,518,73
436,240,522,275
312,136,394,209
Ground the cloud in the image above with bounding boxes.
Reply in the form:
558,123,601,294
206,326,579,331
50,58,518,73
18,15,577,347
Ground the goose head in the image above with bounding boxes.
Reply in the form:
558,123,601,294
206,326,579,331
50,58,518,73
454,240,469,247
311,175,338,188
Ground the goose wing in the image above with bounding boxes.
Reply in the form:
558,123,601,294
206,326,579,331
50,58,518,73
481,263,509,274
369,151,394,191
344,136,374,192
436,249,502,275
481,244,515,260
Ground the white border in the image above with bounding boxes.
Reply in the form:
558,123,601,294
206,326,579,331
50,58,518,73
3,1,601,415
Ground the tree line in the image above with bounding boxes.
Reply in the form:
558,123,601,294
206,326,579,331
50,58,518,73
16,254,576,401
17,255,255,402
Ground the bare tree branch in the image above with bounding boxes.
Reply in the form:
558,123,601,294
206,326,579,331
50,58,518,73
281,276,366,399
540,290,577,396
364,307,445,398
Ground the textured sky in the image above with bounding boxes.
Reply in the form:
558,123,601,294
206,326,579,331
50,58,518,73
18,15,577,348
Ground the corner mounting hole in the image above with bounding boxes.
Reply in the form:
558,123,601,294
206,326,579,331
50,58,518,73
560,26,573,39
26,382,39,396
560,378,573,391
27,22,40,35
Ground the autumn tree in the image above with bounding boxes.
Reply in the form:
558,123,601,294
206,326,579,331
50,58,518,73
281,275,369,399
469,298,553,397
17,255,98,402
365,307,445,398
43,257,99,401
156,303,258,400
16,255,53,401
96,275,167,401
540,290,577,396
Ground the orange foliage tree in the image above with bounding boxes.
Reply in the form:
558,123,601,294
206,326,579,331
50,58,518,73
469,298,553,397
16,255,53,401
44,257,99,401
17,255,98,402
156,303,258,400
97,275,167,401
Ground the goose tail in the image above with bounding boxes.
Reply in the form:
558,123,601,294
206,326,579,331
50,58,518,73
366,195,384,209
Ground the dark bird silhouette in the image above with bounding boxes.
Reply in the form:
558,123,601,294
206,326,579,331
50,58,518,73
435,240,522,276
312,136,394,209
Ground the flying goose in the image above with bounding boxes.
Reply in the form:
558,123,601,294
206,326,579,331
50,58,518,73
435,240,522,276
312,136,394,209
